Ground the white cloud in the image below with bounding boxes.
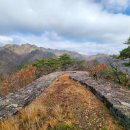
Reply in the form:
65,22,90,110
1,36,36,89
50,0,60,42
0,36,13,46
1,32,127,55
0,0,130,54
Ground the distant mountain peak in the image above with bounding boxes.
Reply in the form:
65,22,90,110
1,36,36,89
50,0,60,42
0,43,113,79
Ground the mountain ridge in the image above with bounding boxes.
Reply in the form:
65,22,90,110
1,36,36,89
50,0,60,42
0,43,85,79
0,43,115,79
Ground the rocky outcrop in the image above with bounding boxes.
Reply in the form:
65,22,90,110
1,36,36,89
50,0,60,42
70,71,130,130
0,72,63,120
0,71,129,129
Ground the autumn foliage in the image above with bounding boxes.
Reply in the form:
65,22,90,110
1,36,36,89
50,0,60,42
0,54,84,96
1,65,37,95
88,63,108,78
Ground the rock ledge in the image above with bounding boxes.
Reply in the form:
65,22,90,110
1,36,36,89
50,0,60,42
70,71,130,130
0,72,63,120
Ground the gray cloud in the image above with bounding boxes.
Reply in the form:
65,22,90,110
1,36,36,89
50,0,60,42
0,0,130,55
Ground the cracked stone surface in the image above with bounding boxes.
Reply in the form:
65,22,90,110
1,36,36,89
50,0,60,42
0,72,63,120
0,71,129,129
70,71,130,130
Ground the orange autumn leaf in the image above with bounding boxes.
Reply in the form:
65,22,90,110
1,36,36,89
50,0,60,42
1,65,37,96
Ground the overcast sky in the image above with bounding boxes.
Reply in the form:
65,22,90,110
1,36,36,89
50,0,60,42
0,0,130,55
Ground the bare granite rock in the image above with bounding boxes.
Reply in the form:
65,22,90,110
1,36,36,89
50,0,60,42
0,71,129,129
70,71,130,130
0,72,63,120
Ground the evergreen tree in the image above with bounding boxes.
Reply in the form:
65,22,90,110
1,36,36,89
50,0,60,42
119,37,130,63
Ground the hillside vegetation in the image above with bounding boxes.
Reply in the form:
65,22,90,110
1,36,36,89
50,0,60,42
0,54,86,96
0,74,124,130
1,52,130,97
119,37,130,65
0,44,83,79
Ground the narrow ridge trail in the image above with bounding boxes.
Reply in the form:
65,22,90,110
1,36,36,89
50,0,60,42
42,73,124,130
0,73,125,130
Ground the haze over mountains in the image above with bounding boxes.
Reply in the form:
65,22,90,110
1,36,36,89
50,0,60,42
0,44,112,79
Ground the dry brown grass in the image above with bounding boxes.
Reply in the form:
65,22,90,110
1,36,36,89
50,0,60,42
0,73,125,130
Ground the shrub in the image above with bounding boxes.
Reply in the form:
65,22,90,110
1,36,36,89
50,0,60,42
102,128,108,130
123,62,130,66
88,63,130,88
48,121,78,130
33,54,76,77
88,63,108,78
1,65,37,95
103,66,130,87
33,57,60,76
59,54,75,70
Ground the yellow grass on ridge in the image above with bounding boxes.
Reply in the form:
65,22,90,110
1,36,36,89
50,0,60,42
0,73,125,130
